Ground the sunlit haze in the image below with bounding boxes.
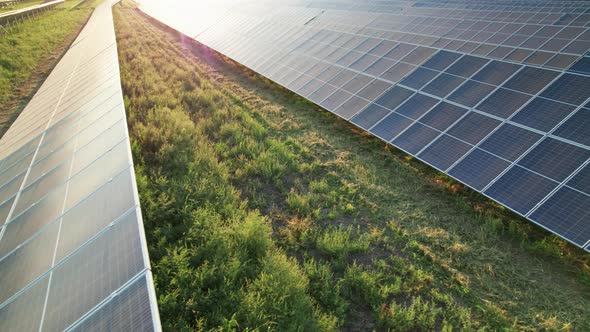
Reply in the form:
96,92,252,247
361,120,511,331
138,0,243,37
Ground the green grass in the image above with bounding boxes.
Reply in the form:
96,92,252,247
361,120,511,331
0,0,100,134
114,2,590,331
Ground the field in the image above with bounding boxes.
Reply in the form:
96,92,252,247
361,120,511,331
113,2,590,331
0,0,101,136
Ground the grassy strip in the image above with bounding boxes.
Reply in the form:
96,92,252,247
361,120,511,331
114,2,590,331
0,0,101,135
0,0,44,14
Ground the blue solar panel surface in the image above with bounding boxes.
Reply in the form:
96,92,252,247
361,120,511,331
140,0,590,251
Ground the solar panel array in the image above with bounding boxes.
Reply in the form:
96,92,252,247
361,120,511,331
0,1,161,330
139,0,590,251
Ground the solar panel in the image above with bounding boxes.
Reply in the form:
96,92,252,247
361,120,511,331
139,0,590,252
0,0,161,330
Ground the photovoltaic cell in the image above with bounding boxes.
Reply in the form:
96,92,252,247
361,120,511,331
449,149,511,190
472,61,522,85
530,187,590,246
541,73,590,105
447,112,501,145
502,67,560,94
69,275,155,332
448,80,496,107
419,135,472,171
422,73,465,98
511,98,576,132
445,55,489,78
370,112,414,141
553,107,590,147
351,103,391,129
479,124,543,161
422,50,461,71
374,86,414,110
419,102,467,131
139,0,590,251
485,166,558,215
477,88,532,118
518,138,590,182
392,123,441,154
567,164,590,195
395,93,439,120
400,67,439,89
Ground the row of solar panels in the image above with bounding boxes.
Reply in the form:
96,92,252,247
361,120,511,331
0,1,161,330
0,0,64,26
139,0,590,251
